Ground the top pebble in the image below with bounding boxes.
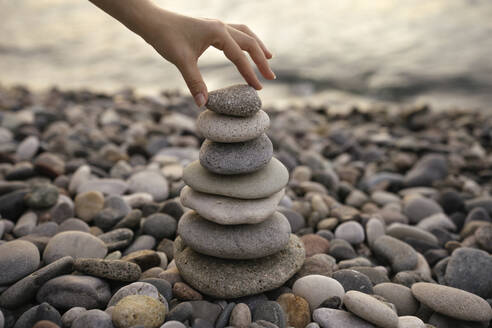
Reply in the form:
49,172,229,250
206,84,261,117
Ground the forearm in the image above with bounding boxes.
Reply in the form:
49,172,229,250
88,0,159,40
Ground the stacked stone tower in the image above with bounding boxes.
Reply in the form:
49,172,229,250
175,85,305,298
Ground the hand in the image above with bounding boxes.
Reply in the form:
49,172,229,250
142,9,276,106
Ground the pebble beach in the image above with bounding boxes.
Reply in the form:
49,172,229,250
0,83,492,328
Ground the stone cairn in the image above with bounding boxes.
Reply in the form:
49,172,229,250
175,85,305,298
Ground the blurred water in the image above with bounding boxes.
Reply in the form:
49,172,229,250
1,0,491,109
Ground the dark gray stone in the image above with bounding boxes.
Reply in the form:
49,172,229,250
199,134,273,175
13,303,62,328
372,236,418,272
252,301,286,328
71,309,114,328
25,184,59,209
142,213,177,240
98,228,134,251
332,269,374,294
404,154,448,187
0,240,40,285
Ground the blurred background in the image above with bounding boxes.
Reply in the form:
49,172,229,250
1,0,491,109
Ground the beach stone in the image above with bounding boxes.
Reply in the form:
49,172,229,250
365,218,385,247
417,213,456,232
332,269,373,294
372,236,418,272
230,303,251,327
0,256,73,309
183,158,288,199
77,179,128,195
174,234,305,298
0,240,40,285
334,221,365,245
12,303,62,328
123,235,156,255
36,275,111,310
329,239,357,260
386,223,438,245
475,225,492,252
444,247,492,298
276,293,310,328
279,207,305,232
199,134,273,175
196,109,269,143
140,278,172,302
292,275,345,311
252,301,286,328
350,266,390,286
121,250,161,271
411,282,492,322
167,302,193,322
16,135,40,160
178,211,290,259
338,257,372,269
142,213,177,240
112,295,166,328
403,197,443,224
26,184,59,209
465,207,491,225
43,231,108,264
71,309,113,328
50,195,75,224
397,316,425,328
343,291,398,328
98,228,134,251
373,283,418,316
214,302,235,328
74,191,104,222
13,211,37,237
31,321,61,328
74,258,141,282
108,282,161,307
69,165,91,194
5,162,35,180
301,234,330,257
94,195,131,230
313,308,375,328
206,84,261,117
173,282,203,300
61,307,87,328
181,186,284,225
127,170,169,202
404,154,448,187
0,189,29,220
161,321,186,328
294,253,336,279
34,152,65,178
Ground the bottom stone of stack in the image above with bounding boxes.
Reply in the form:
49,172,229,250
174,234,305,299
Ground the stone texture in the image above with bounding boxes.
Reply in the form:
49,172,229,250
74,258,141,282
112,295,166,328
0,240,40,285
313,308,375,328
411,282,492,322
180,186,284,225
230,303,252,328
373,283,418,316
183,158,288,199
206,84,261,117
199,134,273,175
292,275,345,311
372,236,418,272
71,309,113,328
74,191,104,222
332,269,374,294
43,231,108,264
178,211,291,259
343,291,398,328
174,235,305,298
107,282,163,307
196,109,269,143
36,275,111,310
276,293,310,328
334,221,365,245
127,170,169,202
0,256,74,309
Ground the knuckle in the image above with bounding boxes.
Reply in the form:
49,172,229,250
210,19,226,33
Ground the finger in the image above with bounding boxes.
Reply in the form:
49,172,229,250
218,32,263,90
228,27,275,80
177,59,208,107
229,23,273,59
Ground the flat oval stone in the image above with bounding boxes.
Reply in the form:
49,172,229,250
199,134,273,175
411,282,492,322
372,236,418,273
183,158,288,199
0,240,40,285
292,275,345,311
36,275,111,310
43,231,108,264
74,258,141,282
196,110,269,143
178,211,291,259
180,186,284,225
373,283,418,316
343,291,399,328
206,84,261,117
174,235,305,299
112,295,166,328
313,308,375,328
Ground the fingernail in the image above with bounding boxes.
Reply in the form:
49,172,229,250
194,93,206,107
273,73,277,79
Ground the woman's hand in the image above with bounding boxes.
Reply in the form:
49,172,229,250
89,0,275,107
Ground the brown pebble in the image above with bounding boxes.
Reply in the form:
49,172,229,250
159,266,182,286
140,267,164,279
33,321,60,328
173,282,203,300
276,293,311,328
300,234,330,257
230,303,252,328
121,250,161,271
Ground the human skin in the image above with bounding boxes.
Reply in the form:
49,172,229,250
89,0,276,106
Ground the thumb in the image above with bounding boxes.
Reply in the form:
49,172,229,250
178,60,208,107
